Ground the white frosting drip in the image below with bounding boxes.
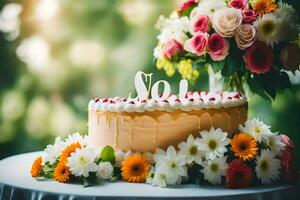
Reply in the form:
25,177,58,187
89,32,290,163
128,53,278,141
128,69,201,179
88,91,247,113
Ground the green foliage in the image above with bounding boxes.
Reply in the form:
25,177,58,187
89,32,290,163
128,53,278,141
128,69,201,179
100,146,115,164
247,69,292,100
83,173,97,187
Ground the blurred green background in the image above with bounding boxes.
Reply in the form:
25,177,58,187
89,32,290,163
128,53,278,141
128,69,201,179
0,0,299,168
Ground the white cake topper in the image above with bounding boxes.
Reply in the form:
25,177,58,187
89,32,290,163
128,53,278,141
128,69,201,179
132,71,188,102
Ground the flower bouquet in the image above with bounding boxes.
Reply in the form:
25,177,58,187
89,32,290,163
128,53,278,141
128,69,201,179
154,0,300,100
31,119,298,188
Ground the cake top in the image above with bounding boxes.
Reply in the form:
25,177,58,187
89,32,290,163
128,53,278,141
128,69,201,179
88,91,247,113
89,71,247,113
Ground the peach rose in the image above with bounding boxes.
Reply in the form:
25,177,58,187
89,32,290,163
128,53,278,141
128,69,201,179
212,7,243,37
234,24,256,50
280,43,300,71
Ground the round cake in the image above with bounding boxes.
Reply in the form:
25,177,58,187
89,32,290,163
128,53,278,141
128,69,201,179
88,91,247,152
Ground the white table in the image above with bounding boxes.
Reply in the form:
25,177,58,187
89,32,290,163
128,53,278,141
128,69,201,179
0,152,299,200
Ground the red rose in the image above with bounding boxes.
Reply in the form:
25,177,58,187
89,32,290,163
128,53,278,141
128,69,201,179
207,33,230,61
243,40,273,74
162,39,184,60
226,159,253,188
177,0,198,16
242,9,258,24
229,0,247,10
279,134,298,184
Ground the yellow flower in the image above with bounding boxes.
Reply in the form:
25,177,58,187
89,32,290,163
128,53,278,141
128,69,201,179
156,58,175,77
31,156,43,177
230,133,258,161
252,0,277,16
54,161,71,183
178,59,199,81
121,153,150,183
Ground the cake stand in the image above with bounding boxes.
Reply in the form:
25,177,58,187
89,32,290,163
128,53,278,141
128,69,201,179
0,152,299,200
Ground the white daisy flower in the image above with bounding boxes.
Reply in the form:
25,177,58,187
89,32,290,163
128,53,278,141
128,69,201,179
190,0,226,20
96,161,114,180
146,166,155,185
200,157,228,185
275,2,297,23
178,135,203,165
151,168,167,188
43,136,66,164
67,147,98,177
195,128,230,160
154,146,187,185
254,13,282,47
156,13,189,44
267,134,285,155
255,150,281,184
65,132,89,147
239,118,273,143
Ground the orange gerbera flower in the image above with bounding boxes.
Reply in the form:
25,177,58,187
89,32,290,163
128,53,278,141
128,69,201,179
231,133,258,161
60,142,81,162
121,153,150,183
54,161,71,183
31,156,43,177
252,0,277,16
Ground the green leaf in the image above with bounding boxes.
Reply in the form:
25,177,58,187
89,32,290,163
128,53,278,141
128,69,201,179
83,176,96,187
210,60,225,73
100,145,115,164
246,75,271,101
221,56,237,77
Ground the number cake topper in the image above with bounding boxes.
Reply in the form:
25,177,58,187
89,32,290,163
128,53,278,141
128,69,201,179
131,71,188,102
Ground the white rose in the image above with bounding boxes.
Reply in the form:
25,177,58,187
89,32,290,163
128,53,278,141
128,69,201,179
96,162,114,180
234,24,256,50
212,7,242,37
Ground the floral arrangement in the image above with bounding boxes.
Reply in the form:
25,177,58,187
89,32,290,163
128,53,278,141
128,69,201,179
153,0,300,100
31,119,298,188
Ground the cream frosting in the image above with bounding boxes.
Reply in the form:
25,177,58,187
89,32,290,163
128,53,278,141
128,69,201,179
88,91,247,113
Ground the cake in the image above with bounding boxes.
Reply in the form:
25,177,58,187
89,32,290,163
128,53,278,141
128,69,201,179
88,91,247,152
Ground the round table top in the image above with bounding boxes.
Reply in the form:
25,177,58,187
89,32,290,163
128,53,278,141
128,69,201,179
0,152,299,200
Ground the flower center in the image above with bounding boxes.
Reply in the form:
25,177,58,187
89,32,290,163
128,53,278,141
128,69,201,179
262,20,275,36
131,164,143,175
254,127,261,135
239,143,248,151
171,162,177,169
208,140,217,150
189,146,198,155
210,163,218,172
160,173,166,180
79,156,87,165
260,160,269,172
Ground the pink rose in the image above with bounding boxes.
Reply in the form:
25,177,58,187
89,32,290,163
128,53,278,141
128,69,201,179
280,134,294,154
192,15,210,33
177,0,198,16
242,9,258,24
207,33,230,61
243,40,272,74
162,39,184,60
279,135,298,184
184,32,209,56
229,0,248,10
